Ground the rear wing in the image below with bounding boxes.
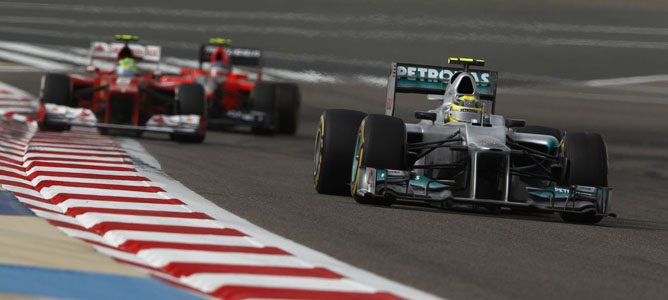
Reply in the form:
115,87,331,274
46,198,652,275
385,62,498,116
198,45,263,68
88,42,161,64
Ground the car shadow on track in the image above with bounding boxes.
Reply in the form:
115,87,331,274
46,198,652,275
362,200,668,231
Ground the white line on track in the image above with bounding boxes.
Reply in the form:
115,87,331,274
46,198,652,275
15,197,60,211
58,200,190,213
102,230,260,248
184,274,377,294
58,227,108,243
39,187,170,201
4,15,668,50
2,1,668,37
500,87,668,105
0,48,71,71
0,40,89,65
137,249,309,269
75,213,220,229
583,74,668,87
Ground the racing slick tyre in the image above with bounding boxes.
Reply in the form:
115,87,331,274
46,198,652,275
516,125,563,141
251,83,279,135
314,109,367,195
559,132,608,224
39,73,72,131
171,83,206,143
275,83,300,134
351,114,407,206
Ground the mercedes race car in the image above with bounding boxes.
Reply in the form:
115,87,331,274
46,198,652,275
39,35,207,142
313,58,614,224
160,38,300,134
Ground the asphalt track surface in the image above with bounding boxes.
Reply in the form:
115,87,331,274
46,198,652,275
1,1,668,299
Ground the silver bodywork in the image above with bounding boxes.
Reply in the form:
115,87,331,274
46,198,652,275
355,62,612,216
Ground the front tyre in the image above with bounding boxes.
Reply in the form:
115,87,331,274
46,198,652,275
40,73,72,131
559,131,608,224
172,83,207,143
313,109,367,195
351,114,407,205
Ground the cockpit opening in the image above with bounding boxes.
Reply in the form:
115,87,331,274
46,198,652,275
457,76,475,94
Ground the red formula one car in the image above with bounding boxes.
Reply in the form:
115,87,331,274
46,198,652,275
160,39,300,134
40,35,207,142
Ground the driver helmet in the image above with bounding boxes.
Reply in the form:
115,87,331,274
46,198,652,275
448,94,482,122
116,57,138,76
210,61,230,77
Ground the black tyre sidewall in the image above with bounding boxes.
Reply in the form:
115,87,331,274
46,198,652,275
360,114,407,170
563,132,608,187
41,73,72,106
174,83,207,143
314,109,367,195
274,83,300,134
251,82,278,134
560,131,608,223
352,114,406,205
176,83,206,116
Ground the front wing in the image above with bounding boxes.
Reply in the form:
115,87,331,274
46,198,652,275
42,103,202,134
355,167,613,216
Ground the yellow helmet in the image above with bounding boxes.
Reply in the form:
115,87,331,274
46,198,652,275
448,95,482,122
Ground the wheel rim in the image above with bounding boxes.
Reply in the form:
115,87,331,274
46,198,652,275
313,127,322,177
351,131,363,193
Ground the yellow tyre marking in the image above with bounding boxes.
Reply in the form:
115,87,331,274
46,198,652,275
352,148,363,196
313,114,325,188
351,119,366,196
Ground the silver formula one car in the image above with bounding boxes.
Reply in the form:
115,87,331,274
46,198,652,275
313,58,614,224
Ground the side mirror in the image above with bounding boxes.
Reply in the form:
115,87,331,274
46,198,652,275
180,67,193,75
85,65,99,73
415,111,437,122
505,118,526,128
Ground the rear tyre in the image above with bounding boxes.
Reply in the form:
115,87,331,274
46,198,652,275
313,109,367,195
172,83,206,143
559,131,608,224
275,83,300,134
251,82,279,135
40,73,72,131
351,114,407,205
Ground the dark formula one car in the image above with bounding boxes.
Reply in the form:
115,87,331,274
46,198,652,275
160,38,300,134
40,35,207,142
314,58,614,224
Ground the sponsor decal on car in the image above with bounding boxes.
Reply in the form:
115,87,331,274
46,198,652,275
396,65,490,84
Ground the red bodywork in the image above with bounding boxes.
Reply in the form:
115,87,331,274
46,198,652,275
67,42,183,128
70,71,179,126
159,46,258,115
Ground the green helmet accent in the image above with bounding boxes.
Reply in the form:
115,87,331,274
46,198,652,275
117,57,138,76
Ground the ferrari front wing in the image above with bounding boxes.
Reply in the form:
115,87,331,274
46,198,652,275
42,103,202,134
